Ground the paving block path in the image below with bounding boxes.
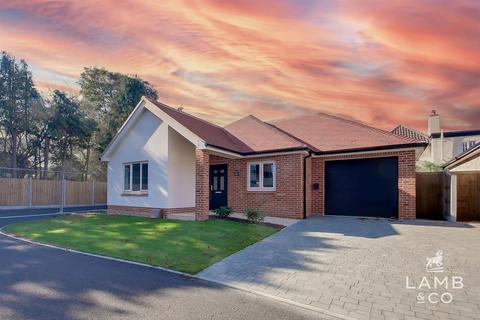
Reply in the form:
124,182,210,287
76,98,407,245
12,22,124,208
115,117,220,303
198,216,480,320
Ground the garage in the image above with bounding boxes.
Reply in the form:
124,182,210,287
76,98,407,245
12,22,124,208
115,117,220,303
325,157,399,218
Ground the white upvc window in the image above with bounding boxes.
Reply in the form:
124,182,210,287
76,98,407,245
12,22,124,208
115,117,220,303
123,161,148,192
463,140,479,152
247,161,276,191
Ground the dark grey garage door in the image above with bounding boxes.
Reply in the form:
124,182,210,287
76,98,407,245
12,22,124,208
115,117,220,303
325,157,398,218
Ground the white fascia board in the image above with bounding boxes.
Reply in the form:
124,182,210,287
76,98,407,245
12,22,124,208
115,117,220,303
242,150,309,158
206,147,242,159
312,146,424,158
205,145,308,159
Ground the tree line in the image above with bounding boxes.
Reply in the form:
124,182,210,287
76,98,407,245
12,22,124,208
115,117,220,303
0,51,157,180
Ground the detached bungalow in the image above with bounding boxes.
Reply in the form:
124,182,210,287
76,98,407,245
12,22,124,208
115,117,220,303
101,97,425,220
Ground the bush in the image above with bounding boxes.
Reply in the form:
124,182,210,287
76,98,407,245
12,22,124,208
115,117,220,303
416,161,443,172
215,206,233,218
245,208,265,223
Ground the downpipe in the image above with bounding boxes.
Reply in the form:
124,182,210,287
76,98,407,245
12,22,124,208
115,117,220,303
303,151,312,219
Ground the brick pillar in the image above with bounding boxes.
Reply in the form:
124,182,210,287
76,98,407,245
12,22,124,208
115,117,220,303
305,156,313,217
195,149,210,221
398,150,416,219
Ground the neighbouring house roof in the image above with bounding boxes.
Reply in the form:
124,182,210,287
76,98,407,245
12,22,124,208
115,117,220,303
444,142,480,169
224,115,306,152
271,113,422,153
431,129,480,138
391,124,429,143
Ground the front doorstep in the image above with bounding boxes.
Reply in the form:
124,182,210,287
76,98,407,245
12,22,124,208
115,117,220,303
209,212,300,227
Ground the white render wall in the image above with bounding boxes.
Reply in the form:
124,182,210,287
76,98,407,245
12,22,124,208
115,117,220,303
167,127,195,208
107,109,196,209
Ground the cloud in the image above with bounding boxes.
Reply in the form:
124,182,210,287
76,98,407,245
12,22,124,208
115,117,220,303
0,0,478,132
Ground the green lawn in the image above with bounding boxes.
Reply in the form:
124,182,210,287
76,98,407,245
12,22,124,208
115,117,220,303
4,214,278,274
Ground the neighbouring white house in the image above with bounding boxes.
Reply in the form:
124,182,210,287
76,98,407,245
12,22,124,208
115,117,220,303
393,110,480,167
393,112,480,221
443,143,480,222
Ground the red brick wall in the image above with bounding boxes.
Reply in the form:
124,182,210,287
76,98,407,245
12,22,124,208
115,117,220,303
305,156,314,217
108,205,159,218
210,153,305,219
108,205,195,218
309,150,417,219
398,151,416,219
163,207,196,214
195,149,210,220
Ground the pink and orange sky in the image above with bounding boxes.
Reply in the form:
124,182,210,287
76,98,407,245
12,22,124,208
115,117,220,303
1,0,479,131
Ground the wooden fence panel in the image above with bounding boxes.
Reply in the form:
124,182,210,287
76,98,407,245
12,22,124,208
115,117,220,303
66,180,93,205
416,172,444,220
32,179,61,206
0,178,107,208
0,178,28,206
457,173,480,221
94,182,107,204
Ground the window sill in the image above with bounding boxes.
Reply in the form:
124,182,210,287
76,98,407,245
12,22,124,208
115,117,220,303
122,191,149,197
247,189,276,193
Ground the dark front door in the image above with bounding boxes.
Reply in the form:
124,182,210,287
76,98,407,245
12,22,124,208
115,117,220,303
210,164,228,210
325,157,398,218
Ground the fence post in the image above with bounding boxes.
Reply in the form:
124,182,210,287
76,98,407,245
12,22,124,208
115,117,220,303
28,177,32,208
60,172,65,213
450,173,457,222
92,180,95,205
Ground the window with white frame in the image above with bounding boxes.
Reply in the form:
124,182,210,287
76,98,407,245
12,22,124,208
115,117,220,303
463,140,479,152
247,161,275,191
124,162,148,192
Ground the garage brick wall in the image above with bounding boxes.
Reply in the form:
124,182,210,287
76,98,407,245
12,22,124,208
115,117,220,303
210,153,305,219
309,150,417,219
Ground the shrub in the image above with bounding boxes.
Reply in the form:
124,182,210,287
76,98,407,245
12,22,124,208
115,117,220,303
215,206,233,218
416,161,443,172
245,208,265,223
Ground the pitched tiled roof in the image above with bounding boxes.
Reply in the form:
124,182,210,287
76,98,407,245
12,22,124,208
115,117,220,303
149,98,424,154
224,115,306,152
391,124,429,142
150,100,252,153
272,112,421,153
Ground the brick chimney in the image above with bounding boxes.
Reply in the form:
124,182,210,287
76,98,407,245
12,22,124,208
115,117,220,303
428,110,440,136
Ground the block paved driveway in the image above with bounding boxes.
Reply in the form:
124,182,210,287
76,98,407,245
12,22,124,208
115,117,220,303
198,216,480,320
